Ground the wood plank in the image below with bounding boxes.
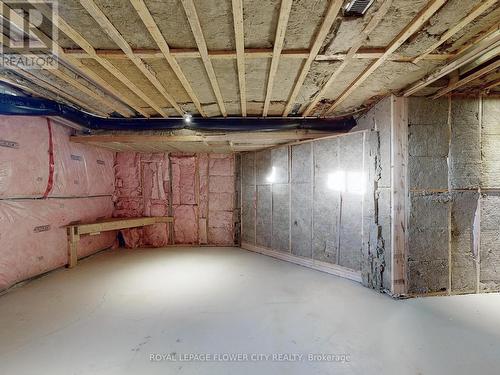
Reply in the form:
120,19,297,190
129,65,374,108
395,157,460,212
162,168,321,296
180,0,227,116
24,0,147,117
282,0,343,117
325,0,447,115
413,0,498,63
80,0,182,117
262,0,293,117
12,68,109,116
67,226,79,268
433,58,500,98
130,0,205,117
404,25,500,96
242,242,363,283
231,0,247,116
69,216,173,235
390,95,408,296
303,0,392,117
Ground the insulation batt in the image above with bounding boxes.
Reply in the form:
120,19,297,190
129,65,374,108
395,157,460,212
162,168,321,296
0,116,116,291
0,115,114,198
0,197,115,291
113,152,235,247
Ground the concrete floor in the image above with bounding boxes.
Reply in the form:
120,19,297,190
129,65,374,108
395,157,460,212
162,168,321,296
1,247,500,375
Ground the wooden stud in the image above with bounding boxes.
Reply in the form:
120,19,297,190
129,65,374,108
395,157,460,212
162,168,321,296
262,0,293,117
67,226,80,268
130,0,205,117
303,0,392,117
433,59,500,98
180,0,227,116
80,0,183,117
282,0,343,117
404,25,500,96
231,0,247,116
413,0,498,63
325,0,447,115
390,95,408,296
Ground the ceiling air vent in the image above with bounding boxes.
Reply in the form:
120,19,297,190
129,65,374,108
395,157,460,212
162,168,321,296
344,0,375,16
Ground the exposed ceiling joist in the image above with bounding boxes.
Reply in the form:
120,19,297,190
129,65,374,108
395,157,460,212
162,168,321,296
282,0,343,117
13,69,108,116
0,3,126,116
303,0,392,117
413,0,498,63
180,0,227,117
129,0,205,117
485,78,500,91
404,26,500,96
433,58,500,98
28,0,150,117
231,0,247,117
79,0,182,117
263,0,293,117
63,47,454,62
325,0,448,115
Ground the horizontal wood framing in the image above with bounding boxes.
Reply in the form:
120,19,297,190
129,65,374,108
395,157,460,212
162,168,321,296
68,216,174,235
241,243,362,283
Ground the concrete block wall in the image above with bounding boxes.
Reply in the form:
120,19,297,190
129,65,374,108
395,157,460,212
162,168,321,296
407,96,500,295
240,97,395,291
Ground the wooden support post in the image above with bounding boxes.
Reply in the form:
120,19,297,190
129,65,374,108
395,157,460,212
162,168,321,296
67,226,80,268
391,95,408,296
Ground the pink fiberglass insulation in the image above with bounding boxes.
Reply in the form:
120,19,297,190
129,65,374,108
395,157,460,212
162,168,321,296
0,116,115,199
0,196,115,291
113,152,235,247
113,152,169,248
0,116,50,198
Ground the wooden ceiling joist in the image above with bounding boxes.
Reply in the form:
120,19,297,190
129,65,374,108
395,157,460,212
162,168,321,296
231,0,247,117
25,0,146,117
282,0,343,117
64,47,454,62
180,0,227,117
404,26,500,96
263,0,293,117
413,0,498,63
302,0,392,117
130,0,205,117
433,58,500,98
13,68,108,116
324,0,448,115
79,0,183,117
0,3,130,117
485,78,500,91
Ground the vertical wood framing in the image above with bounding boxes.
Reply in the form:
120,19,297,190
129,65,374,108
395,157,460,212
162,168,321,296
390,95,408,296
262,0,293,117
180,0,227,117
67,227,80,268
231,0,247,116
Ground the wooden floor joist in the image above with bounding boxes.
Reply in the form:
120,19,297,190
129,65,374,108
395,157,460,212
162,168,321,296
64,47,454,62
130,0,205,117
433,59,500,98
231,0,247,117
181,0,227,117
413,0,498,63
404,26,500,96
80,0,183,117
263,0,293,117
23,0,146,117
282,0,343,117
325,0,448,115
302,0,392,117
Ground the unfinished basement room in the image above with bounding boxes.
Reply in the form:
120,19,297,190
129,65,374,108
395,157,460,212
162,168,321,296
0,0,499,374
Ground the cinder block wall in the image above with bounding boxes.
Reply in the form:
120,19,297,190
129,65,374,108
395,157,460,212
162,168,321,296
240,96,396,292
407,96,500,295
